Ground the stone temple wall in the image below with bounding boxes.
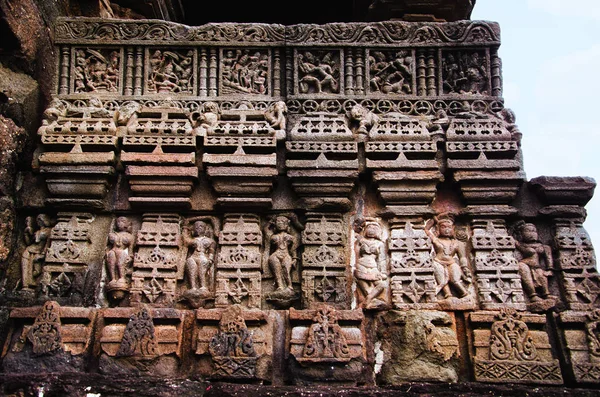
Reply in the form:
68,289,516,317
0,13,599,395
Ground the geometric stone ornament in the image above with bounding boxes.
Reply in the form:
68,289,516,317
130,214,184,307
301,213,350,309
388,220,437,309
553,220,599,311
40,213,95,302
469,309,563,385
215,214,262,309
472,219,526,311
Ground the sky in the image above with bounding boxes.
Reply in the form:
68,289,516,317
471,1,600,250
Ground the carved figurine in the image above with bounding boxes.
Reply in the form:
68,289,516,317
105,216,134,299
353,218,389,310
513,221,556,308
183,219,217,299
264,214,302,302
298,52,339,94
349,104,379,138
369,51,412,94
303,306,350,361
265,101,287,140
191,101,220,136
424,213,472,300
222,49,269,95
20,214,53,291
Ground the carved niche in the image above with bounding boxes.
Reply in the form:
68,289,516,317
442,50,489,96
368,49,414,95
470,309,563,385
72,48,121,93
296,49,341,94
146,49,195,95
262,213,303,308
220,48,271,95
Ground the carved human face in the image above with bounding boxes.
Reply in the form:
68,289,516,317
194,221,207,236
275,216,290,232
365,223,380,239
36,214,51,228
521,224,538,242
437,220,454,237
116,216,130,232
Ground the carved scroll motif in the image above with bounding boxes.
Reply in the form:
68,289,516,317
489,309,538,361
27,301,63,355
116,306,158,357
302,306,350,362
209,305,257,378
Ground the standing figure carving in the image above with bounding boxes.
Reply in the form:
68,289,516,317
424,213,472,300
353,218,389,310
105,216,134,300
263,214,303,303
20,214,53,291
513,221,556,310
183,219,217,299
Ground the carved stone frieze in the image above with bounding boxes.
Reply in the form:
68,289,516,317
55,19,499,46
470,309,563,385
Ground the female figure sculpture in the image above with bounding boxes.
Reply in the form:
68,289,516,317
105,216,134,300
264,214,302,301
184,220,216,297
424,213,471,300
21,214,53,291
354,218,389,310
514,221,555,305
